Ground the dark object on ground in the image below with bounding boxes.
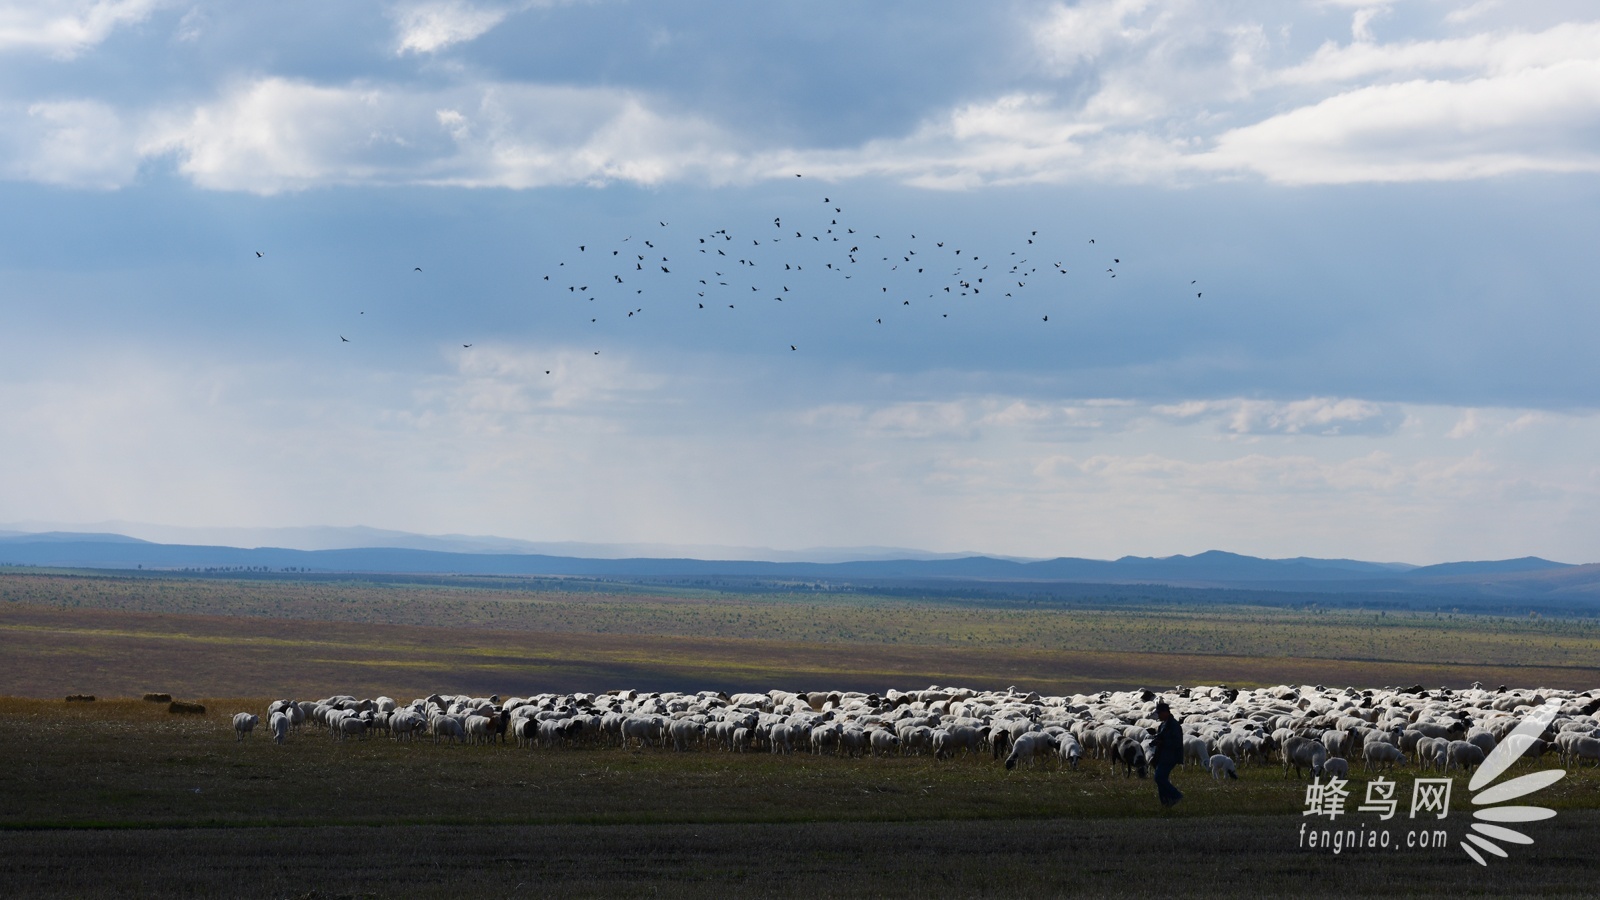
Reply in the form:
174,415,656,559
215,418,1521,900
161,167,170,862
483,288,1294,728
168,701,206,715
142,693,173,703
64,695,95,702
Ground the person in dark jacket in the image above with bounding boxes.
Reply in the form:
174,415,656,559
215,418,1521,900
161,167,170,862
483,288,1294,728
1151,699,1184,807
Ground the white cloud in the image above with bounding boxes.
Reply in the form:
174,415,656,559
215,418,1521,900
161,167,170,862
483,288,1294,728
807,8,1600,189
1497,412,1546,435
0,100,141,188
1277,22,1600,85
1033,0,1159,71
4,5,1600,192
391,0,513,55
1447,408,1572,440
1044,448,1497,497
0,0,163,58
1446,409,1482,439
798,397,1127,440
1202,60,1600,183
390,0,583,55
1152,397,1400,436
1444,0,1501,24
142,78,740,193
1351,5,1388,43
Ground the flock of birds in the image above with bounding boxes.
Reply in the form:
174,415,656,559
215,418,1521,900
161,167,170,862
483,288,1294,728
258,175,1206,364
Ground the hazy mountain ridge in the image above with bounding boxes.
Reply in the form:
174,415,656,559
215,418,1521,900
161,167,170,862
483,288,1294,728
0,522,1009,563
0,530,1591,604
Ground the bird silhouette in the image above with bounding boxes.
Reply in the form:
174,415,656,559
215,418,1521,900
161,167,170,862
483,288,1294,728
340,335,348,342
255,251,263,258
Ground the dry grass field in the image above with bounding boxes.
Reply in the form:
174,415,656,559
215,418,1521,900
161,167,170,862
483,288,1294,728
4,569,1599,698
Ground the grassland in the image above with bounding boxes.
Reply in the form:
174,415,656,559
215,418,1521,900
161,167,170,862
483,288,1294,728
4,570,1600,699
5,570,1600,895
3,697,1598,898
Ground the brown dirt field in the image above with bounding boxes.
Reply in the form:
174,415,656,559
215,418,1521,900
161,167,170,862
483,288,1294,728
4,602,1597,699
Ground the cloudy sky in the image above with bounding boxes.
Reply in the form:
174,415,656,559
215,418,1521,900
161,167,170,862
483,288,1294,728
1,0,1597,563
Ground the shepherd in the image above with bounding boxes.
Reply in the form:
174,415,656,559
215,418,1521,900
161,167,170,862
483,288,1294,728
1152,699,1184,807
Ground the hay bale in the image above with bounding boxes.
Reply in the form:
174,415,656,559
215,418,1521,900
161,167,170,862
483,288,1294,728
168,700,207,715
64,694,96,702
142,692,174,703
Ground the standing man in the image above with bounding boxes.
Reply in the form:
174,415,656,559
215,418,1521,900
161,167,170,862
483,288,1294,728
1152,699,1184,807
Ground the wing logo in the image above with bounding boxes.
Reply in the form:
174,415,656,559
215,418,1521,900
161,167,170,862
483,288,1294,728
1461,698,1565,865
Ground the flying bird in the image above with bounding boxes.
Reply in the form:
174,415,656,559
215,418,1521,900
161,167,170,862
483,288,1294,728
255,251,263,258
340,335,349,342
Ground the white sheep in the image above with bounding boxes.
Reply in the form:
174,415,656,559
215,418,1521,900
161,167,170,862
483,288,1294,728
1057,734,1083,769
1281,737,1326,779
1209,753,1238,780
868,728,899,757
232,713,259,741
1446,739,1485,773
670,718,706,752
430,714,464,745
390,710,426,742
269,712,289,744
465,714,496,745
1363,741,1407,772
622,716,664,749
1004,731,1056,770
336,715,368,741
1570,736,1600,768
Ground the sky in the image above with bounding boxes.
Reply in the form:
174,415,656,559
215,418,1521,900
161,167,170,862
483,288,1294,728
1,0,1597,564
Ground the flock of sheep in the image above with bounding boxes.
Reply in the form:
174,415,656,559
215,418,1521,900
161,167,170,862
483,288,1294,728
229,682,1600,778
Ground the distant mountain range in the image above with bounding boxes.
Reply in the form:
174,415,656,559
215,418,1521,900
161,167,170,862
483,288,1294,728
0,522,1008,563
0,529,1595,605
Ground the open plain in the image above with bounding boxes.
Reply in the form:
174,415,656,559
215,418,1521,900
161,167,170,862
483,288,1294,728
4,569,1600,897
